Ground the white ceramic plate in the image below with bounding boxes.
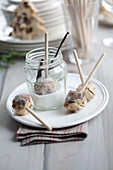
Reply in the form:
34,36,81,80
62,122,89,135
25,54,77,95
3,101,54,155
6,73,109,128
99,15,113,26
9,0,52,4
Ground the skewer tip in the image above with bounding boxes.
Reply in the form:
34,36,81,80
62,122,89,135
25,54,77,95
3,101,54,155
101,53,106,57
45,32,48,40
73,49,77,55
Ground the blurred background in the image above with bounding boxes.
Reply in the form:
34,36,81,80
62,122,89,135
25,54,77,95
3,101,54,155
0,0,113,68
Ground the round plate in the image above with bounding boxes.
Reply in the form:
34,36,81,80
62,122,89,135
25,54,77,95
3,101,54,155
9,0,49,4
6,73,109,128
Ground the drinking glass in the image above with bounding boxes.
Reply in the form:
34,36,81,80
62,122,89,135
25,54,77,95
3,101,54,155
62,0,100,64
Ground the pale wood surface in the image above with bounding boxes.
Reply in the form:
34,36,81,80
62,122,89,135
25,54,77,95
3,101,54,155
26,107,52,131
0,25,113,170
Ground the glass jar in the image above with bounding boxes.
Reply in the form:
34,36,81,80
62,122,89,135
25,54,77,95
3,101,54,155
24,47,67,110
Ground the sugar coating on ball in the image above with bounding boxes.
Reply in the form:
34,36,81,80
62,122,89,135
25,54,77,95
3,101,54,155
64,90,87,112
12,93,34,116
76,82,96,101
34,77,56,95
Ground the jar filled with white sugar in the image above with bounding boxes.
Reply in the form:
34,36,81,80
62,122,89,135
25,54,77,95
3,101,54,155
25,47,67,110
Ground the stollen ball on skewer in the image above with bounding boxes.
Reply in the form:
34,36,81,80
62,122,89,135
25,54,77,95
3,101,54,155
73,49,96,102
34,33,55,95
64,90,87,112
12,93,52,131
12,93,34,116
34,77,56,95
76,53,105,102
76,82,96,101
64,53,105,112
34,32,56,95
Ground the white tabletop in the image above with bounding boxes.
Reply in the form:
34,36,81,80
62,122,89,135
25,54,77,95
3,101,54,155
0,24,112,170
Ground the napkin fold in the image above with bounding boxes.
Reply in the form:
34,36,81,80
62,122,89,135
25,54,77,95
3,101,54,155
16,122,88,146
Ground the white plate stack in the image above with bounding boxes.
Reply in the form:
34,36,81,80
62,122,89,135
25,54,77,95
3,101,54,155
0,0,67,53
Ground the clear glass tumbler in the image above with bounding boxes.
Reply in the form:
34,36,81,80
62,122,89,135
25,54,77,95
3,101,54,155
62,0,100,64
24,47,67,111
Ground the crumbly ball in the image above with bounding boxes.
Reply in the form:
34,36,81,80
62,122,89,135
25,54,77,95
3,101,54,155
34,78,56,95
12,93,34,116
64,90,87,112
76,82,96,101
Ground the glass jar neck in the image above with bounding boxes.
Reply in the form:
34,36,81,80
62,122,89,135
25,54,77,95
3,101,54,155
26,47,63,69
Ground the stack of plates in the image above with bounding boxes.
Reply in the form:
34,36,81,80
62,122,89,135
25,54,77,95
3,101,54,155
0,0,67,53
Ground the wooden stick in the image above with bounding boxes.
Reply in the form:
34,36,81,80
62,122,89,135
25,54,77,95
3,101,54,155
45,32,48,78
79,0,87,56
76,0,85,53
26,107,52,131
73,49,84,84
73,1,83,48
86,0,94,58
79,53,105,93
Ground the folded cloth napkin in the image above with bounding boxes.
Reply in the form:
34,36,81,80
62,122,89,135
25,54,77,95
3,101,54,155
16,122,88,146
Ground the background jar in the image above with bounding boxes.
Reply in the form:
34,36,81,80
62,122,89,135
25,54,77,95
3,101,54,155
25,47,67,111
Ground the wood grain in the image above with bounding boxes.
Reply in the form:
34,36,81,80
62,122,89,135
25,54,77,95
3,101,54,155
0,61,44,170
42,115,108,170
0,68,7,101
97,25,113,170
0,24,113,170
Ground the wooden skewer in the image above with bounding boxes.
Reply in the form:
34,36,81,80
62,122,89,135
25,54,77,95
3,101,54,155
76,0,85,53
45,32,48,78
73,49,84,84
79,53,105,93
26,107,52,131
78,0,87,56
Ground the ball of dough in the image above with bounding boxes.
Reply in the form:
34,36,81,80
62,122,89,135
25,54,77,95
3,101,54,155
64,90,87,112
76,82,96,101
34,77,56,95
12,93,34,116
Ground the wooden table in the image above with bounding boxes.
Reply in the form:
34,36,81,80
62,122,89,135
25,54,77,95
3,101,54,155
0,25,113,170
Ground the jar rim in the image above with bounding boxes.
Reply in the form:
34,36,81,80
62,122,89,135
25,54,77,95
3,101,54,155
26,47,62,62
25,47,63,69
